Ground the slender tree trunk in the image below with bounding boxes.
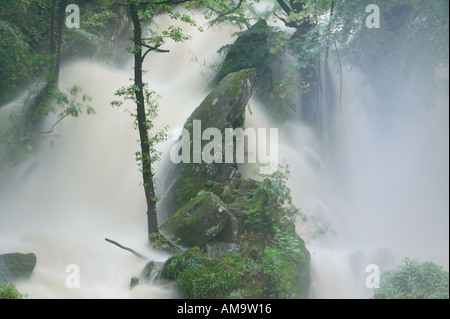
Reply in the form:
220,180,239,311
28,0,67,126
53,0,68,88
129,3,159,236
50,0,58,55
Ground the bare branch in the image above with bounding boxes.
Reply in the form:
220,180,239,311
105,238,148,260
276,0,292,15
142,43,170,61
17,113,70,142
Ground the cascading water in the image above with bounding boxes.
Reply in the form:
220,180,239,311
0,14,237,298
0,10,448,299
277,64,448,298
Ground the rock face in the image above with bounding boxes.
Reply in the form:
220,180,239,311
216,20,277,100
162,192,229,248
0,253,37,282
159,69,255,224
155,65,311,299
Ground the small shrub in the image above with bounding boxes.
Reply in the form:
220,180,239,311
0,280,26,299
373,258,449,299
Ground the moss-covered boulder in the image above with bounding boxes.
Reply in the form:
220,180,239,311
153,63,311,299
216,20,279,100
0,253,37,282
160,69,255,221
161,192,235,249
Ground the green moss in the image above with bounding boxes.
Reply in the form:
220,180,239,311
216,20,278,83
226,68,255,101
240,184,271,237
220,185,238,204
260,227,310,298
211,182,225,197
176,166,209,209
177,262,241,299
160,96,311,299
162,192,229,248
0,252,37,281
167,251,244,299
149,232,181,254
160,247,208,281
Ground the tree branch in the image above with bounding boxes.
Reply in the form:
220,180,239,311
208,0,244,18
105,238,148,260
17,113,70,142
142,43,170,61
115,0,195,8
276,0,292,15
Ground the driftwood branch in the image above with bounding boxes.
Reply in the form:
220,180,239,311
105,238,147,260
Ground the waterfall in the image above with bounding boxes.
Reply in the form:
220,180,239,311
0,10,448,299
0,14,237,298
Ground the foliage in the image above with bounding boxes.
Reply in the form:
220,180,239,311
216,20,282,82
148,232,181,253
64,28,103,59
160,247,208,280
83,9,119,32
161,248,244,298
188,0,255,28
0,85,93,170
331,0,448,80
373,258,449,299
0,280,26,299
176,258,241,298
0,21,29,103
237,166,310,298
112,84,169,176
242,165,301,237
159,165,310,299
261,227,309,298
210,0,449,119
0,0,53,104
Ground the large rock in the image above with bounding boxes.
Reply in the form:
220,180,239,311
154,65,311,298
0,253,37,282
159,69,255,222
216,20,277,100
161,192,230,248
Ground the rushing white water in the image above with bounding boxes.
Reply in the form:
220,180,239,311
0,15,237,298
281,65,448,298
242,58,449,298
0,10,448,299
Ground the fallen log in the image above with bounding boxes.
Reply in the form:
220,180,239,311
105,238,147,260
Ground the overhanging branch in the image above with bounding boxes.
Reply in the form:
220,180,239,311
276,0,292,15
